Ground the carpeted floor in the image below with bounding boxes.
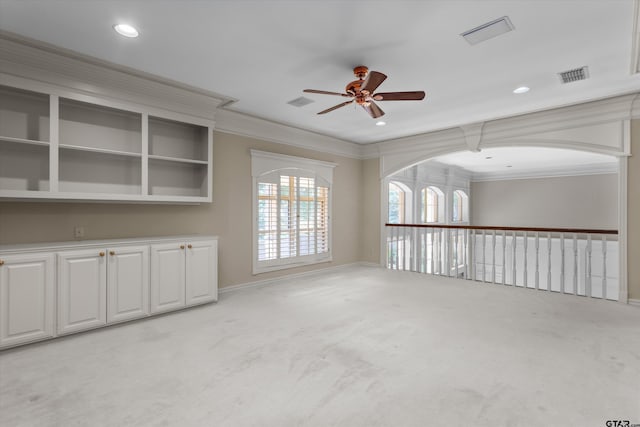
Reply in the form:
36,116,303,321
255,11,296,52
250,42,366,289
1,266,639,426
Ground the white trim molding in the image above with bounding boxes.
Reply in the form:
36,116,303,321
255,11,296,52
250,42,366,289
0,31,230,121
470,162,619,182
216,109,362,159
628,299,640,307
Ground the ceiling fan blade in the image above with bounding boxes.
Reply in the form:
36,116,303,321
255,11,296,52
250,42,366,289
363,101,385,119
373,91,426,101
304,89,352,98
361,71,387,94
317,100,354,114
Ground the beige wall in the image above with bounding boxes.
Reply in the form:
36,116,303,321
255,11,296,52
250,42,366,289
628,121,640,301
360,158,381,263
471,174,618,229
0,131,364,288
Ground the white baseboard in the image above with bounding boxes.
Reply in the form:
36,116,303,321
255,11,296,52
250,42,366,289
219,262,379,294
628,298,640,307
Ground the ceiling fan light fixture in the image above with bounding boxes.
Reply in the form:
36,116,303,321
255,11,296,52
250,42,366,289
113,24,139,38
376,121,386,126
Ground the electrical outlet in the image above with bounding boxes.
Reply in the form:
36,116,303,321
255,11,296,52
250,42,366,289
73,226,85,238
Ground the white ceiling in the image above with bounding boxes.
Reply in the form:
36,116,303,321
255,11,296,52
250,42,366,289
0,0,639,145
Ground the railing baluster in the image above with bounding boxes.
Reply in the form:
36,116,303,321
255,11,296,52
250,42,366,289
464,229,469,280
602,235,607,300
586,234,592,298
547,232,552,291
534,232,539,290
512,231,517,286
523,231,528,288
454,229,459,278
482,230,486,282
502,231,506,285
560,233,565,294
491,230,496,284
437,228,442,275
430,228,434,274
471,229,476,281
573,233,578,295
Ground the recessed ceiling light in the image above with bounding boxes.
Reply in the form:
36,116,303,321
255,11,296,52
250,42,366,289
376,121,386,126
113,24,139,38
506,165,513,168
485,156,493,159
513,86,530,94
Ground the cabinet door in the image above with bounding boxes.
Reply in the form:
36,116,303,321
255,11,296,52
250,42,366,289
0,253,55,349
185,240,218,306
58,249,107,335
107,245,149,323
150,242,185,314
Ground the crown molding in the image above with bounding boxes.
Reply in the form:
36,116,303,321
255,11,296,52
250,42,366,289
470,162,619,182
0,30,231,120
216,108,363,159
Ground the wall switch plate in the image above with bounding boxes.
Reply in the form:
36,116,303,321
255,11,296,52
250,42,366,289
73,226,85,238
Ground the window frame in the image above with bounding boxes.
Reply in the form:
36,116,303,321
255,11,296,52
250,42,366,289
451,189,469,223
421,185,444,223
251,150,336,274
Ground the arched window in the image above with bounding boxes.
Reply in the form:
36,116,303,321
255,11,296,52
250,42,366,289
252,150,335,274
388,181,409,224
452,190,469,223
421,186,443,223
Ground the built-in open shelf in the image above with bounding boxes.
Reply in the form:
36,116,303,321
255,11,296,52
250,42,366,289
0,139,50,192
0,85,50,142
60,98,142,155
0,83,213,203
59,148,142,195
149,117,208,162
148,158,208,198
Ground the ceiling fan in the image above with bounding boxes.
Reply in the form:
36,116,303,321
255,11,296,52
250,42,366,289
304,66,426,119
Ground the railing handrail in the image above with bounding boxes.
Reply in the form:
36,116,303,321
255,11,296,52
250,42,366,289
385,223,618,235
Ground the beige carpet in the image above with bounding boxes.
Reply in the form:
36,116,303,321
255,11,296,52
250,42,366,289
1,266,639,426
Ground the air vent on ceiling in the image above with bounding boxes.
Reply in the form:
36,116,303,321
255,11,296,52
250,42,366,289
461,16,515,45
559,66,589,84
287,96,314,107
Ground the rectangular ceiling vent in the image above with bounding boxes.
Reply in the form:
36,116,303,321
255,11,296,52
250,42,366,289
287,96,314,107
461,16,515,45
559,66,589,84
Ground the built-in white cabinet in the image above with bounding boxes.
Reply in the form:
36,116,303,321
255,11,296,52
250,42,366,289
0,235,218,349
57,249,107,335
0,253,55,348
150,239,217,314
150,243,186,314
107,245,149,323
186,240,218,306
0,83,213,203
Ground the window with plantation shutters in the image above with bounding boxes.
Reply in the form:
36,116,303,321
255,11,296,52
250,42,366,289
251,150,335,274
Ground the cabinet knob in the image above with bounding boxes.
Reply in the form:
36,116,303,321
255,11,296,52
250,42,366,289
187,244,193,249
0,260,4,266
109,251,115,256
180,245,185,249
99,252,105,257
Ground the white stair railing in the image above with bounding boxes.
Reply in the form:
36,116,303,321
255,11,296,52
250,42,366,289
385,224,619,301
